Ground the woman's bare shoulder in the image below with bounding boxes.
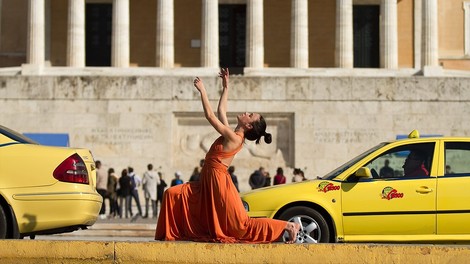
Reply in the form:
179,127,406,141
222,131,244,151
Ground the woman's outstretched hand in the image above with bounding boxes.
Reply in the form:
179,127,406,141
218,68,229,88
193,77,205,93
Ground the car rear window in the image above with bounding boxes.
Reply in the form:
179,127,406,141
0,125,38,144
445,142,470,176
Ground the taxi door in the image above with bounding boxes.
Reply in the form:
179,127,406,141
437,140,470,235
341,142,437,237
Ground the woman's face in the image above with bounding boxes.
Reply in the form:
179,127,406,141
237,112,260,128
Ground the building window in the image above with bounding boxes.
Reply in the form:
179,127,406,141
465,2,470,56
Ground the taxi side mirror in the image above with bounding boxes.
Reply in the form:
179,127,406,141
355,167,372,178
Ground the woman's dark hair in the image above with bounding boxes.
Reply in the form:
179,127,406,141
245,115,272,144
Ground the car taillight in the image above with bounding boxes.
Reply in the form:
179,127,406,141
53,153,89,184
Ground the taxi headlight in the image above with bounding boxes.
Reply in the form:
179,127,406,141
242,200,249,212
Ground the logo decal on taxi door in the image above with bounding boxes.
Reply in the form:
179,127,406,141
381,186,404,200
318,181,341,193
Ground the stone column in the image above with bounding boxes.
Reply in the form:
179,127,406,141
45,0,51,64
67,0,85,67
465,2,470,56
0,1,2,51
246,0,264,68
112,0,130,67
26,0,45,66
156,0,174,68
201,0,219,68
380,0,398,69
335,0,353,68
290,0,309,68
422,0,439,67
413,0,422,69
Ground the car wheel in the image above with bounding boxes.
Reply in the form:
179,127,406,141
278,206,330,243
0,205,7,239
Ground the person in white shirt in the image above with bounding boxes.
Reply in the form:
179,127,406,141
142,164,160,218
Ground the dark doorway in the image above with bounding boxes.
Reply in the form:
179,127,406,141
353,5,380,68
219,4,246,74
86,4,112,66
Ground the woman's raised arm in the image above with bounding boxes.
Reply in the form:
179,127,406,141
194,76,237,142
217,68,230,127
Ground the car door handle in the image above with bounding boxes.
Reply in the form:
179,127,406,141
416,186,433,193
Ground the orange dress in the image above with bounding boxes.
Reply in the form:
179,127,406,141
155,133,287,243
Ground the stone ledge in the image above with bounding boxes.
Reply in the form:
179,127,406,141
0,65,468,77
0,240,470,264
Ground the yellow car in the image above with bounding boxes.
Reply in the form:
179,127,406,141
0,125,102,239
241,130,470,243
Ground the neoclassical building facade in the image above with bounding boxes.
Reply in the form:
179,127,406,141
0,0,469,73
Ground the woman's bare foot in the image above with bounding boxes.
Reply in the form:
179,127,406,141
285,222,300,244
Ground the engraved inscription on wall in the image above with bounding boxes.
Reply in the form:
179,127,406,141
88,128,153,145
313,130,380,144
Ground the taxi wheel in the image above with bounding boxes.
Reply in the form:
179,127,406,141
0,205,7,239
279,206,330,243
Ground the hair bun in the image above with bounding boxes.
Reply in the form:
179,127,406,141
264,132,272,144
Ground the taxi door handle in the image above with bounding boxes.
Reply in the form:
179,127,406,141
416,186,433,194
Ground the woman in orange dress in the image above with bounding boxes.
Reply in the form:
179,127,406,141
155,68,299,243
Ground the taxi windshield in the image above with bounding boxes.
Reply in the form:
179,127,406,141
321,142,388,180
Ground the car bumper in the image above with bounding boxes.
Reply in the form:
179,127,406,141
10,191,102,234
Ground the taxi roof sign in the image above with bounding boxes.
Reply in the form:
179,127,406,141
408,130,420,139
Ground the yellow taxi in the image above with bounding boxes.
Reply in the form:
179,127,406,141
241,130,470,243
0,125,102,239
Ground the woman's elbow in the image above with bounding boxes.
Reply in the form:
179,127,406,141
205,114,218,123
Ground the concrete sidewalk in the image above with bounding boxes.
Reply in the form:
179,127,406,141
42,216,157,240
1,240,470,264
95,214,158,224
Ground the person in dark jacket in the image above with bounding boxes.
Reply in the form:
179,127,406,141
118,168,132,218
264,172,271,187
156,172,167,212
249,167,266,189
228,166,239,192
